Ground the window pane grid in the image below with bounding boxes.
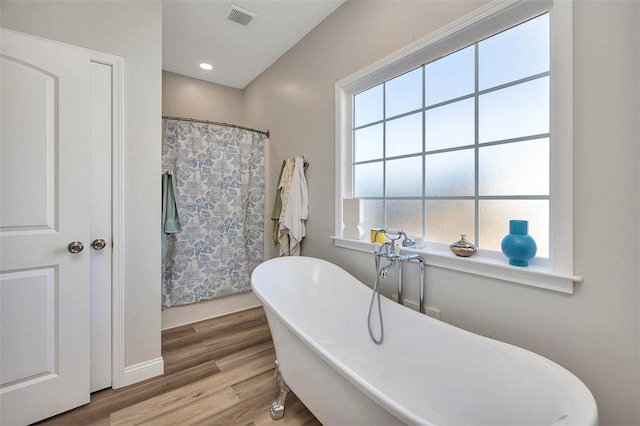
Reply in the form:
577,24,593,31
474,41,480,247
353,72,550,133
353,153,422,166
352,13,549,251
356,195,550,201
350,133,552,165
382,81,387,229
477,71,549,97
421,66,427,237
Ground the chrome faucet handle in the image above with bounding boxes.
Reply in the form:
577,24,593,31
373,241,389,256
383,230,401,255
383,229,403,242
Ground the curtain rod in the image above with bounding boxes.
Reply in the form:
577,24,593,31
162,115,270,138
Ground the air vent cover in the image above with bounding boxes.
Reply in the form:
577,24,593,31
225,4,257,27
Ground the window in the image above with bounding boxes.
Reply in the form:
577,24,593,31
353,13,550,257
335,0,580,293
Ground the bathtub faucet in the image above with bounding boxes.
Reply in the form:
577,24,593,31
378,258,396,278
374,229,414,278
373,229,426,314
370,229,417,345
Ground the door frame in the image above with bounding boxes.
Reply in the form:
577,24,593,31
4,28,129,396
86,49,126,389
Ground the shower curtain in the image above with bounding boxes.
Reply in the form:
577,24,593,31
161,121,265,309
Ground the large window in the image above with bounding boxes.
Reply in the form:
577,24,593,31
353,13,550,257
335,0,579,293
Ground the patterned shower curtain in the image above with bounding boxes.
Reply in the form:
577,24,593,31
161,121,265,309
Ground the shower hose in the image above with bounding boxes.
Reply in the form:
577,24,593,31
367,254,384,345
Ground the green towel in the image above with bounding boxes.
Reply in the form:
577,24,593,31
162,173,182,256
271,160,286,245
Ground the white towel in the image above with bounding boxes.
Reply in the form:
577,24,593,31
283,156,309,256
278,158,295,256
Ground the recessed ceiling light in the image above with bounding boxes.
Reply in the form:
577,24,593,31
199,63,213,71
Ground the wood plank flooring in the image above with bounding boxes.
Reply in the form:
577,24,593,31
36,307,321,426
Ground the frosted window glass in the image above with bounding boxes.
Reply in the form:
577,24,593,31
361,199,384,233
479,139,549,196
479,77,549,143
425,149,475,196
354,124,383,162
425,200,475,245
386,68,422,118
354,162,383,197
386,200,422,237
426,98,475,151
479,14,549,90
426,45,475,106
479,200,549,257
386,112,422,158
354,84,383,127
386,157,423,197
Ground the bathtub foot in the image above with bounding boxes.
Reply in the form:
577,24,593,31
270,359,290,420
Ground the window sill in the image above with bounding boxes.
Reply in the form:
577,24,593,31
330,237,582,294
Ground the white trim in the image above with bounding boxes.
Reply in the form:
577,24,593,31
548,0,574,277
122,357,164,387
88,50,127,389
332,237,581,294
334,82,350,238
161,292,262,331
263,136,270,260
334,0,575,294
111,55,127,390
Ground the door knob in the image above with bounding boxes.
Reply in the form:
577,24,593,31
68,241,84,253
91,239,107,250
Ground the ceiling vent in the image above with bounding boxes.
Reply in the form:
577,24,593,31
225,4,257,28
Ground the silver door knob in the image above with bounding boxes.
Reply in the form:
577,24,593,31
68,241,84,253
91,239,107,250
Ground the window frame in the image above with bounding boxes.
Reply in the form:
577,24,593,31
334,0,581,293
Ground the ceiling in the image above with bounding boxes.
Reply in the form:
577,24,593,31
163,0,345,89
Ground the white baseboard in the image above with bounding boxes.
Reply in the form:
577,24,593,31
161,291,262,330
122,357,164,387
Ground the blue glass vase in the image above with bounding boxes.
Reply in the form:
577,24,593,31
501,220,537,267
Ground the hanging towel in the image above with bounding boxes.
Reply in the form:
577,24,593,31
271,160,287,245
161,173,182,257
283,156,309,256
278,158,295,256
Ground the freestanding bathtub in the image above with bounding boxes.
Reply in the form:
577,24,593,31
251,256,598,426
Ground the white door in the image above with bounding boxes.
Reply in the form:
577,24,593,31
0,30,92,425
89,60,113,393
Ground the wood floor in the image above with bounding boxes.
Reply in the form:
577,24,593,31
36,307,321,426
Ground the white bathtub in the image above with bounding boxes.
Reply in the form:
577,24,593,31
251,256,597,426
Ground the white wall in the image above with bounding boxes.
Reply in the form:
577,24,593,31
244,1,640,425
1,1,163,368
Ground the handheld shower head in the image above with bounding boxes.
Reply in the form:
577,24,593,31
399,231,415,247
402,237,415,247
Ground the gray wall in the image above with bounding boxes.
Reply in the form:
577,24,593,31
162,70,244,125
1,1,163,368
244,1,640,424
